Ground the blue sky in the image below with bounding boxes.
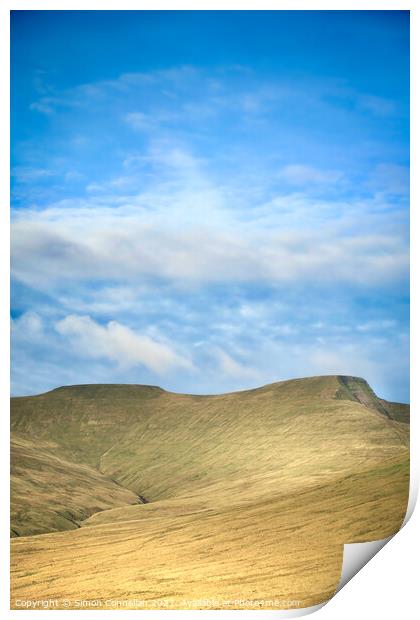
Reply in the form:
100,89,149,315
11,10,409,401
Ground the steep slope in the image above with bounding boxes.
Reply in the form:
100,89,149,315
378,398,410,424
335,375,404,419
11,376,408,503
11,435,142,536
97,375,408,503
10,375,409,609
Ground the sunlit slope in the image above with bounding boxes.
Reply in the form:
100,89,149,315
11,376,408,505
11,384,165,467
11,436,141,536
11,454,408,609
97,376,409,503
10,375,409,609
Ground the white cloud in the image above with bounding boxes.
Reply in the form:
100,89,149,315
55,314,193,374
125,111,155,132
356,320,396,332
12,311,43,338
367,164,409,197
12,167,55,183
308,346,379,383
9,141,408,293
13,64,408,402
29,100,56,115
11,200,408,290
279,164,343,185
216,348,261,382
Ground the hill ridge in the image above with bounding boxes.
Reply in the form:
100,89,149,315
11,374,408,537
11,373,405,401
10,374,410,609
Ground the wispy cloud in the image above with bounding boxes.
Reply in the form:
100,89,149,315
278,164,343,186
12,32,409,401
11,199,408,290
357,94,396,117
215,347,261,382
125,111,156,132
55,315,193,374
11,166,55,183
366,163,410,198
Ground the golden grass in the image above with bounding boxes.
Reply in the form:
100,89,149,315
11,436,140,536
10,375,409,610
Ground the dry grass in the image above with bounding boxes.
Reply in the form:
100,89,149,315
10,375,409,610
11,436,141,536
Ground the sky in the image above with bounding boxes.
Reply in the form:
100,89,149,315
10,10,410,401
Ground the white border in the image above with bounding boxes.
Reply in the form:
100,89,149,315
2,2,417,618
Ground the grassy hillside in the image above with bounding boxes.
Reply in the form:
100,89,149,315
11,436,142,536
11,384,165,467
378,398,410,424
10,375,409,609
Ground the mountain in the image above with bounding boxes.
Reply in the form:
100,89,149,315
10,375,409,609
